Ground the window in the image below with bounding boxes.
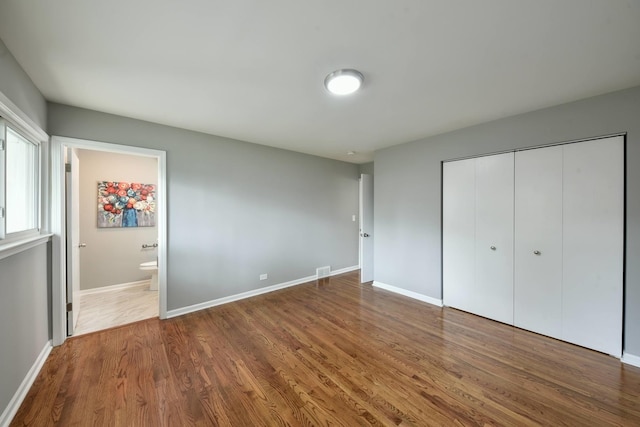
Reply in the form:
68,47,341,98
0,119,40,240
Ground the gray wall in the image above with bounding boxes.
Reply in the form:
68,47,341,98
77,149,158,290
0,245,51,417
374,85,640,356
48,103,360,311
0,38,46,131
0,37,50,420
359,162,374,176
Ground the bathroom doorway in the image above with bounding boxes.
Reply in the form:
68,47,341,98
69,148,159,335
51,137,167,344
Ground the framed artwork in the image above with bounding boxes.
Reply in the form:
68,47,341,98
97,181,156,228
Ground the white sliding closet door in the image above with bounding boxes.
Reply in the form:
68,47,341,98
475,153,514,324
514,146,563,339
562,136,624,357
443,158,476,314
443,153,514,324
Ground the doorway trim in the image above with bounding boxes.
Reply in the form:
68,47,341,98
51,136,167,346
359,174,374,283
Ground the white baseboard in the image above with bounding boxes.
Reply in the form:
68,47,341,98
372,281,443,307
622,352,640,368
78,279,150,296
167,265,360,319
329,265,359,276
167,275,316,318
0,340,52,427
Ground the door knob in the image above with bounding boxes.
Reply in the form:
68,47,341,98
78,243,87,248
361,233,370,237
490,246,496,250
533,250,541,255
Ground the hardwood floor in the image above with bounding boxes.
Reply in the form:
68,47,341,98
74,282,158,336
11,271,640,426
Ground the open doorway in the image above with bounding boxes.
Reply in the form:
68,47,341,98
66,147,160,335
51,136,167,345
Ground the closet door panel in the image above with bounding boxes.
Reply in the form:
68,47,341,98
562,136,624,356
443,158,476,312
514,147,563,338
474,153,514,324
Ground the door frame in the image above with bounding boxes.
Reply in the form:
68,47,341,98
51,136,167,346
359,174,374,283
65,148,81,335
358,176,363,269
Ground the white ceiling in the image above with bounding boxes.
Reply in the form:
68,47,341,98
1,1,639,163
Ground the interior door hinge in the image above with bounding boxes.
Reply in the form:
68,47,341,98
0,207,4,219
0,138,4,150
65,163,71,172
66,302,72,312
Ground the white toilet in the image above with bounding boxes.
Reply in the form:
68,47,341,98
140,260,158,290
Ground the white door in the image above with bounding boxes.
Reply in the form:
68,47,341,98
443,153,514,324
359,174,374,283
514,146,563,339
443,158,476,311
562,136,623,356
65,148,81,335
474,153,514,324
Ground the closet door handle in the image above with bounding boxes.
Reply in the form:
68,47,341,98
533,250,541,255
490,246,496,250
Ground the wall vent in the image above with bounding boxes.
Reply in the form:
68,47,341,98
316,266,331,279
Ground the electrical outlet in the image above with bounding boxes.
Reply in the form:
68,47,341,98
260,273,268,280
352,214,356,222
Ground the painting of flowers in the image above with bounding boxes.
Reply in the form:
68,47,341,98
97,181,156,228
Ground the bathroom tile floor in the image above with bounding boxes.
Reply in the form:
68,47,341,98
73,282,159,336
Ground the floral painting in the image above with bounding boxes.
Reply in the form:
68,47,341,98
97,181,156,228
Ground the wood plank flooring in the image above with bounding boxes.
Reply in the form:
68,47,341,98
74,282,158,336
11,271,640,426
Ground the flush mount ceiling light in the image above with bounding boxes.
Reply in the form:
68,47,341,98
324,69,364,95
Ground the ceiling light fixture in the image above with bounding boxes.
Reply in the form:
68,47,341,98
324,69,364,95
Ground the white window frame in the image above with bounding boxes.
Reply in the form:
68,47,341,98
0,118,42,242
